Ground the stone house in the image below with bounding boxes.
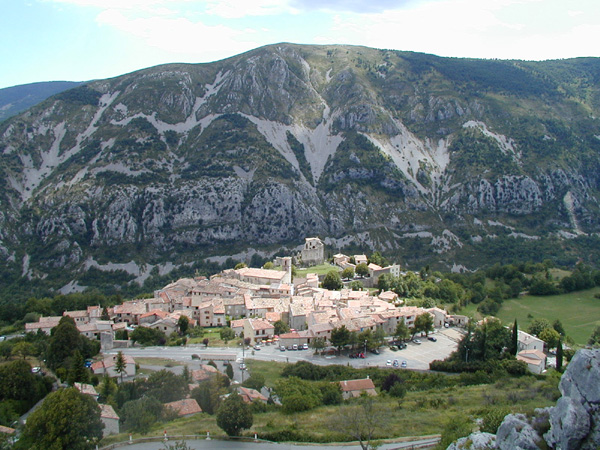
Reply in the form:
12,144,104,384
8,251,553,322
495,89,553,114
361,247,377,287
99,404,120,437
25,316,61,334
243,318,274,344
164,399,202,417
340,378,377,399
113,301,147,325
223,296,246,318
91,354,136,379
300,237,325,266
354,255,368,265
517,349,547,374
237,386,268,403
234,267,291,286
333,253,350,266
74,382,99,401
517,330,545,352
63,310,90,325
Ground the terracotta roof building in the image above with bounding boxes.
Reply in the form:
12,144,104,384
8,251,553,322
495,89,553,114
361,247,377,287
164,398,202,417
339,378,377,399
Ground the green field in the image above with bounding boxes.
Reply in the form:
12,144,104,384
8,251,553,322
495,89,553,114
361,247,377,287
496,287,600,346
295,263,339,277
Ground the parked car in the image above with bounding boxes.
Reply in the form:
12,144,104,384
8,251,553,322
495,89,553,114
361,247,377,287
397,343,407,349
302,343,309,350
386,360,392,366
253,345,261,350
389,345,398,351
413,339,422,345
401,360,407,368
428,336,437,342
393,359,399,367
280,345,286,351
370,348,380,355
292,344,298,350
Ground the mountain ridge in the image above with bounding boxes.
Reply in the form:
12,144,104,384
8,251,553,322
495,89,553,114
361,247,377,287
1,43,600,298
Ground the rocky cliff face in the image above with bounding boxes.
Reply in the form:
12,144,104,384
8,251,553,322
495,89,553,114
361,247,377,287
447,348,600,450
1,44,600,293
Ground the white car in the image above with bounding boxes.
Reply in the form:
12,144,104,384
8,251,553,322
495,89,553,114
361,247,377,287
386,359,392,366
239,363,246,370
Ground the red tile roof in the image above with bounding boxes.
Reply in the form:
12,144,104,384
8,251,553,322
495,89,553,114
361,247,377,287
164,398,202,416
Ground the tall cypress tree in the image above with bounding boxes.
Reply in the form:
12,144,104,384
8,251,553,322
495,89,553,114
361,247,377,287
556,339,563,371
511,319,519,355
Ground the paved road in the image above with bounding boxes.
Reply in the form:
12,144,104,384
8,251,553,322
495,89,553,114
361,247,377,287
106,436,440,450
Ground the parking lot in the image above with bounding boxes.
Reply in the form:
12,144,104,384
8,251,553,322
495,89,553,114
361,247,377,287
247,327,464,371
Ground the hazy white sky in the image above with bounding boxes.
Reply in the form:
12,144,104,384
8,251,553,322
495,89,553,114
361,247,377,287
1,0,599,89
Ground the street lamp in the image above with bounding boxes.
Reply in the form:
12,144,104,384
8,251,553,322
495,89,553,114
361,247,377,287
364,339,367,356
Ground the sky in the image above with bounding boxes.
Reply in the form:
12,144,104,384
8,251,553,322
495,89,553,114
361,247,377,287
1,0,600,89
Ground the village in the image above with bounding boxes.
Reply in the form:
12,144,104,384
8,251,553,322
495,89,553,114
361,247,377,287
26,238,466,351
26,238,548,371
14,238,553,440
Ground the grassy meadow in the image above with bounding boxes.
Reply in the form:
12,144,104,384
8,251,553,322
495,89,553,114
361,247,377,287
495,287,600,346
100,364,560,447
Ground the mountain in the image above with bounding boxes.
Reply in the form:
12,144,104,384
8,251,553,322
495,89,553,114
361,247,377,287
1,43,600,297
0,81,83,123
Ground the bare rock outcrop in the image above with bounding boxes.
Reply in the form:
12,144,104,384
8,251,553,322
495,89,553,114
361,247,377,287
446,348,600,450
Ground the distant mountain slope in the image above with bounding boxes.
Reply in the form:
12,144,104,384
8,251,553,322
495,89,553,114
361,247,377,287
0,81,83,122
1,44,600,298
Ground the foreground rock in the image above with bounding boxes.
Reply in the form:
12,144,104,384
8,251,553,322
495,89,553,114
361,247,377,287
447,348,600,450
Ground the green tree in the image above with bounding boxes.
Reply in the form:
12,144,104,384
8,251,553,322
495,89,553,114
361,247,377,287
275,377,322,413
539,328,560,349
511,319,519,355
191,375,229,415
11,341,35,360
330,325,350,353
556,339,564,371
527,318,551,336
355,263,369,278
114,351,127,383
0,359,52,417
377,273,394,292
242,373,265,391
100,307,110,320
341,267,355,280
130,326,166,346
262,261,274,270
322,270,343,290
413,313,434,337
216,394,253,436
144,369,189,403
219,327,235,342
369,251,386,266
68,350,90,385
311,337,327,353
349,280,364,291
588,325,600,347
552,319,565,336
47,316,82,371
120,396,164,434
273,320,290,336
225,363,234,379
330,396,388,450
470,318,511,361
17,387,103,450
394,319,410,342
177,315,189,335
